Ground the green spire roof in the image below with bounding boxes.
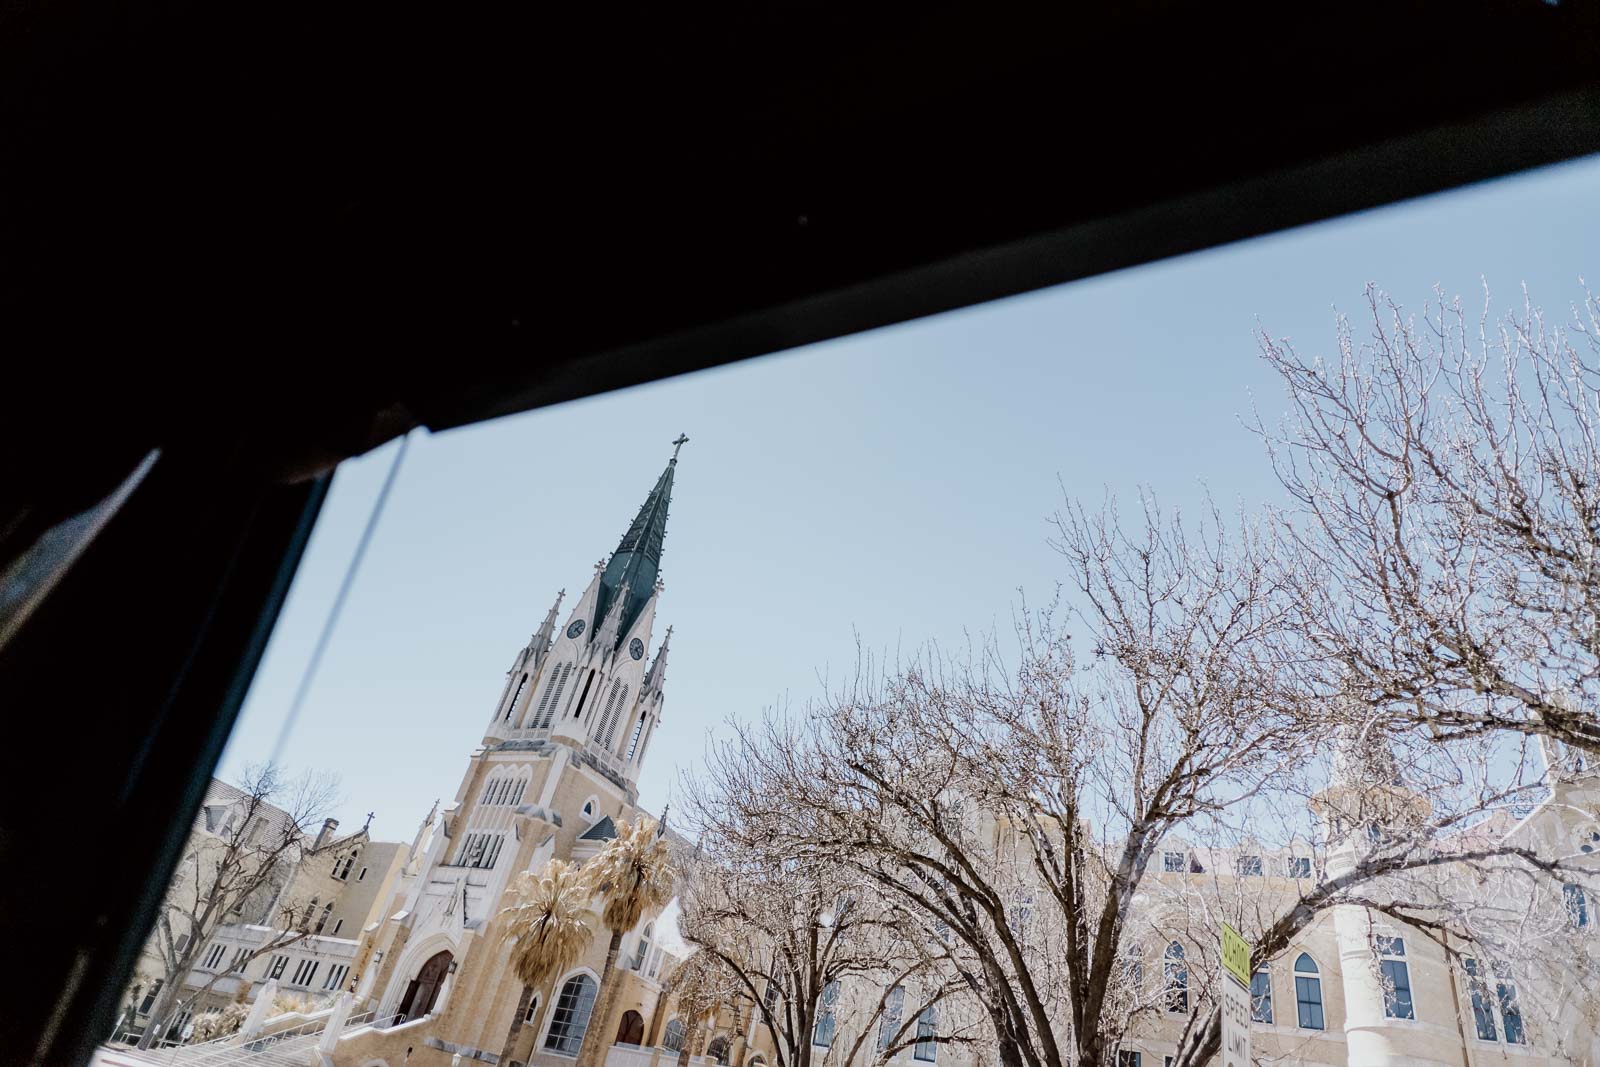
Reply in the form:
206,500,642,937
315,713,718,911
597,436,685,643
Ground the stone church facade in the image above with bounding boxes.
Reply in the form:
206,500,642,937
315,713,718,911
334,443,690,1067
107,443,1600,1067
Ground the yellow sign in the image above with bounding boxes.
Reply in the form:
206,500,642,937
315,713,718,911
1221,923,1251,988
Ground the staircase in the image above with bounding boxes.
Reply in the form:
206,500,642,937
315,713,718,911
96,1011,389,1067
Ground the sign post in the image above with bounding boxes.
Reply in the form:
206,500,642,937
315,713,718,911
1220,923,1252,1067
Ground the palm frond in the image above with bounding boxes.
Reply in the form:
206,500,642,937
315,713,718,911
588,817,678,935
502,857,597,989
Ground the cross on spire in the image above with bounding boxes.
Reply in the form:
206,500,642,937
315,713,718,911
671,433,689,463
363,811,375,831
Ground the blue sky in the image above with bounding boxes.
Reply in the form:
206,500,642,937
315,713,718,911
221,154,1600,840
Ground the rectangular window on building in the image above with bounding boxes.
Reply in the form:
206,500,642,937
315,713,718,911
1464,959,1498,1041
229,947,249,973
1250,969,1273,1024
813,981,839,1047
1286,856,1311,879
630,931,651,971
269,954,288,980
1162,852,1185,873
332,919,344,936
459,831,506,869
913,1005,938,1062
878,986,905,1053
201,942,227,970
358,866,368,881
1236,855,1262,876
138,980,164,1016
1565,883,1589,928
1494,962,1525,1045
1377,937,1414,1020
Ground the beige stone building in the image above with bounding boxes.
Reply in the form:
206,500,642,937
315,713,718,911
330,444,692,1067
118,779,410,1044
102,447,1600,1067
327,448,1599,1067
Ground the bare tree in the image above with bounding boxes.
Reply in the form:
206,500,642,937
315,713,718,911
676,787,977,1067
1255,281,1600,756
661,948,746,1067
134,764,338,1048
699,498,1585,1067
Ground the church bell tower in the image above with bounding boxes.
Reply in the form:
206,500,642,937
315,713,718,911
480,435,686,791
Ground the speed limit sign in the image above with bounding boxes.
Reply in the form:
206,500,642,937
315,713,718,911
1220,924,1252,1067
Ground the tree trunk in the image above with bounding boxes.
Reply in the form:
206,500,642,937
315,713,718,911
679,1019,707,1067
136,952,202,1051
996,1036,1027,1067
575,929,625,1067
502,984,538,1064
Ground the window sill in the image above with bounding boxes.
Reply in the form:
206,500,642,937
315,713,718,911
1472,1040,1538,1056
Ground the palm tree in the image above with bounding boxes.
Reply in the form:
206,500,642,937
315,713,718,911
573,817,677,1067
501,858,597,1063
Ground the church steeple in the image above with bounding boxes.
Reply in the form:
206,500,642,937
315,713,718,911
596,435,685,646
644,626,672,693
530,590,564,667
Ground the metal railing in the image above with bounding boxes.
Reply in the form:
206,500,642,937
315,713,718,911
103,1008,384,1066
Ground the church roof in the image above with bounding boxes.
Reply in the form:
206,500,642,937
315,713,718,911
198,778,299,843
578,814,618,842
596,436,685,643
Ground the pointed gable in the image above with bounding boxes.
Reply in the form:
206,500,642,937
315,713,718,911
577,814,618,842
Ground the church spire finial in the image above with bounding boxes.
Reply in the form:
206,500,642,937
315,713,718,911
671,433,689,463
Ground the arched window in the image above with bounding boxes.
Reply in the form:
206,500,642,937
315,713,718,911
314,901,334,935
706,1036,730,1065
537,664,572,728
597,683,621,742
626,713,648,760
1163,942,1188,1014
631,923,653,971
602,687,630,747
525,994,542,1025
505,672,529,721
1294,953,1324,1030
545,973,599,1054
662,1019,686,1053
334,848,358,880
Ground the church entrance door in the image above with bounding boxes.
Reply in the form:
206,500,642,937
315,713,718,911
399,950,453,1021
615,1009,645,1045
